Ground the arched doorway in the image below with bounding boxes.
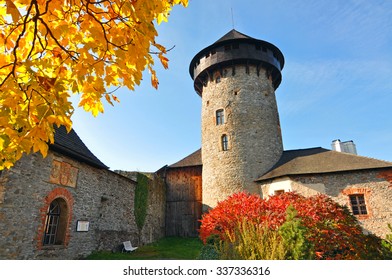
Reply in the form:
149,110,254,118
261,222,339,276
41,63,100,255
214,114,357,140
43,198,68,246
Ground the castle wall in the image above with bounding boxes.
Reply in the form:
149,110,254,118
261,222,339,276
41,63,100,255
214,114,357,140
201,65,283,209
260,169,392,238
0,151,165,259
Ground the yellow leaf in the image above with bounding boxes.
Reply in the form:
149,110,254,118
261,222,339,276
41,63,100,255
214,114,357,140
157,13,168,25
39,141,49,158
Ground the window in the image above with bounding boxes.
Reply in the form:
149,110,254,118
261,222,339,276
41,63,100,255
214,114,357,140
349,194,368,215
216,109,224,125
274,190,285,195
221,134,228,151
43,198,68,246
224,45,231,51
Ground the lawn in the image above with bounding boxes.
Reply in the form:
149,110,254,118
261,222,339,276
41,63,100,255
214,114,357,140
85,237,204,260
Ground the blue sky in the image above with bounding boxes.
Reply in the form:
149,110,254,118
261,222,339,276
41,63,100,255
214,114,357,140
71,0,392,172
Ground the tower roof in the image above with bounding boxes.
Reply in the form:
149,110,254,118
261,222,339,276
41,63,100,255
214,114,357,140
214,29,253,43
189,29,285,94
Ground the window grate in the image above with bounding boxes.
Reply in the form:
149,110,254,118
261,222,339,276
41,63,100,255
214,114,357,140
43,200,61,245
349,194,368,215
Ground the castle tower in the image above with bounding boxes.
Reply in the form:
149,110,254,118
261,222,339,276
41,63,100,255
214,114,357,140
189,30,285,209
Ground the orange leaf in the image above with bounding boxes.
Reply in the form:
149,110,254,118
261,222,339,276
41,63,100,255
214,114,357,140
159,53,169,69
5,0,21,23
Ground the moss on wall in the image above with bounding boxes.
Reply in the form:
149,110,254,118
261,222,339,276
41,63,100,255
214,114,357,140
135,173,149,231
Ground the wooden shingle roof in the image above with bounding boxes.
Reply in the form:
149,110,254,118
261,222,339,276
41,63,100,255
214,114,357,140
256,147,392,181
50,126,108,169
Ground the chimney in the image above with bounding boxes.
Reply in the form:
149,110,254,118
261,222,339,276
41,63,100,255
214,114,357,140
331,139,357,155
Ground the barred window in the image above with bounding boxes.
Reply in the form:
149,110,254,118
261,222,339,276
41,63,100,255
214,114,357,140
43,198,68,246
349,194,368,215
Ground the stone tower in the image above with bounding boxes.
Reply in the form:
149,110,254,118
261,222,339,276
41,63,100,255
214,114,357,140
189,30,285,209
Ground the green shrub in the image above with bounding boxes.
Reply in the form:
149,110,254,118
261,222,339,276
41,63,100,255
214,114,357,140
197,235,220,260
134,173,149,231
214,206,313,260
278,205,314,260
216,220,285,260
380,224,392,259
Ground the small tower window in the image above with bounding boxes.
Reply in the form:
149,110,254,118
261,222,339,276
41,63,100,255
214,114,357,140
349,194,368,215
221,134,229,151
216,109,224,125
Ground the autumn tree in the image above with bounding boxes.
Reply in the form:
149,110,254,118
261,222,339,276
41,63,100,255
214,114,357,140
0,0,188,169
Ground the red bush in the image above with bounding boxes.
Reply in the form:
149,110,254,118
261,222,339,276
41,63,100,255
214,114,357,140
199,191,374,259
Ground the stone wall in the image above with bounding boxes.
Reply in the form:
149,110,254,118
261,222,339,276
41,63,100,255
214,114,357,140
116,171,166,245
201,65,283,209
261,169,392,238
0,151,165,259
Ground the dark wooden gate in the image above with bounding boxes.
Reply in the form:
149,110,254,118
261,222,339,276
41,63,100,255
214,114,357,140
164,166,202,237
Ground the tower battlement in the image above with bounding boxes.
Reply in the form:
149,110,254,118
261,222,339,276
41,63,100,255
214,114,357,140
189,29,284,95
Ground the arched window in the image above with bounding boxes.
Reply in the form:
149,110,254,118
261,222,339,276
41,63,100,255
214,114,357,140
43,198,68,246
221,134,229,151
216,109,224,125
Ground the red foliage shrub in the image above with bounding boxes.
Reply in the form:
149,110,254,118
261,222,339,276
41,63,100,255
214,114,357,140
199,192,266,243
199,191,376,259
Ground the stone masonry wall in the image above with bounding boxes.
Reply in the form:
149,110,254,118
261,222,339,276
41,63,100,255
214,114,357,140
261,169,392,238
0,151,165,259
201,65,283,209
116,171,166,245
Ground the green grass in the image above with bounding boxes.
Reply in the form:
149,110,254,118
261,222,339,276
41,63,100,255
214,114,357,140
85,237,203,260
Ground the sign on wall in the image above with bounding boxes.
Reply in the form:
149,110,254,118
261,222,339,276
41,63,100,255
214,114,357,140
76,220,90,232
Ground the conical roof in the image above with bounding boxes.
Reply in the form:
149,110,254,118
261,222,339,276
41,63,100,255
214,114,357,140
214,29,253,43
